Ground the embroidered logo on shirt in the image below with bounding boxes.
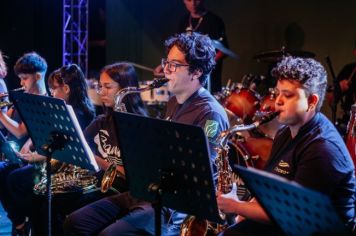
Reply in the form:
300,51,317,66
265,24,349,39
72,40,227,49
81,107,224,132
274,160,290,175
278,160,289,168
204,120,219,138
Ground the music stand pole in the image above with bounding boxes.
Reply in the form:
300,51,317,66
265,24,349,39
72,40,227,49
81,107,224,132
41,132,68,236
149,184,162,236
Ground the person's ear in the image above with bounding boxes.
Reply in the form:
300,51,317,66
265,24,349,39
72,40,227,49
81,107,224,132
307,94,319,111
35,72,42,81
63,84,70,95
191,69,203,81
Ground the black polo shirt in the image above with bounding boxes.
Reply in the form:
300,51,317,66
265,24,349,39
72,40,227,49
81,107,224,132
265,113,356,226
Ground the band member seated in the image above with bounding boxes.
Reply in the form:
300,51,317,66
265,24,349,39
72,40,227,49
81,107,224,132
10,64,96,236
217,56,356,235
63,33,229,236
0,52,47,235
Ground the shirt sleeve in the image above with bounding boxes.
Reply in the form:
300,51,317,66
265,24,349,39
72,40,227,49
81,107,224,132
294,139,353,195
196,111,228,162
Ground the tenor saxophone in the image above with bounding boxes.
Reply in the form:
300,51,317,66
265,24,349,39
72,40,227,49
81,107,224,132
180,111,280,236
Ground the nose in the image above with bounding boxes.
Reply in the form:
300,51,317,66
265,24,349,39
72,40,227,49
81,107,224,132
20,79,25,87
163,63,171,74
275,94,283,107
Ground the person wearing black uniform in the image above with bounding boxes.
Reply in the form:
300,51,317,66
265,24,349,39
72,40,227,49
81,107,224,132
217,56,356,235
178,0,229,94
64,33,229,236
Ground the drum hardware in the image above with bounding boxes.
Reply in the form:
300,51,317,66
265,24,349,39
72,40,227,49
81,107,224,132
254,47,315,63
211,39,239,60
101,78,169,193
127,62,155,73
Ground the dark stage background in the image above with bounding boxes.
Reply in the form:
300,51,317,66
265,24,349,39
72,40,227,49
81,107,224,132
0,0,355,116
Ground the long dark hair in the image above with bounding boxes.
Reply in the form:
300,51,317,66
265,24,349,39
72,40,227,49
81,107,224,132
48,64,95,118
100,62,148,116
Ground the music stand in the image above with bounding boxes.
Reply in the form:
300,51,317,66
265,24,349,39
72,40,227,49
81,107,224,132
114,111,223,236
236,166,349,236
0,130,22,164
10,91,99,236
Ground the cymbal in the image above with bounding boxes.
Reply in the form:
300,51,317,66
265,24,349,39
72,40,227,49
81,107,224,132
254,49,315,63
211,39,239,59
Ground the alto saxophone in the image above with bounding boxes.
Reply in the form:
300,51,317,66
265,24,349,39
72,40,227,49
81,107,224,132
100,78,169,193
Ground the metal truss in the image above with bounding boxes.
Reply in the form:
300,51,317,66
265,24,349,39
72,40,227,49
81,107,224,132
63,0,88,76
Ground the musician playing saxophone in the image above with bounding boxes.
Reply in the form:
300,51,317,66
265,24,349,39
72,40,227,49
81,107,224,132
217,56,356,235
64,33,229,236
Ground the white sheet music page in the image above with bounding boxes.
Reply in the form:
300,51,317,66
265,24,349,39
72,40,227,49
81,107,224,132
66,105,99,172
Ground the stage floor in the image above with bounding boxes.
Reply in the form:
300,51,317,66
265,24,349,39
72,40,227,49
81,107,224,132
0,203,11,236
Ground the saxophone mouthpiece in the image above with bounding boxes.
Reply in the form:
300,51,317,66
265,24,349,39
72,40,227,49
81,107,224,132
149,78,169,89
255,111,280,127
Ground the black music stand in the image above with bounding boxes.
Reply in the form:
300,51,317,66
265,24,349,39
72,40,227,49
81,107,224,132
114,112,222,236
10,91,99,236
0,130,22,164
236,166,349,236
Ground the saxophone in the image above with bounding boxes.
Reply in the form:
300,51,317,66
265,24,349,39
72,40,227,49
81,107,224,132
33,161,98,195
180,123,234,236
180,111,280,236
100,78,169,193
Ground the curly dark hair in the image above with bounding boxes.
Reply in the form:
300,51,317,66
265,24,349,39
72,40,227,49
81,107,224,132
164,32,216,86
14,52,47,76
271,56,327,112
100,62,148,116
48,64,95,118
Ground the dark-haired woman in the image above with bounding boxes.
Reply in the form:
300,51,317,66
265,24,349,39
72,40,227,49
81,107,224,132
63,62,155,236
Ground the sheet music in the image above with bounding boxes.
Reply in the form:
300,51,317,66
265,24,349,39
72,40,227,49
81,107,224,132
66,105,99,172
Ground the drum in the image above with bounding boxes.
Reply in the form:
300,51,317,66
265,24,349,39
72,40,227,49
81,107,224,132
259,89,276,113
228,135,273,170
227,135,273,201
346,104,356,169
139,80,170,105
224,88,260,122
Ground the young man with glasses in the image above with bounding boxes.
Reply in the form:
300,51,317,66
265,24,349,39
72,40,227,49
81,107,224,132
64,33,229,236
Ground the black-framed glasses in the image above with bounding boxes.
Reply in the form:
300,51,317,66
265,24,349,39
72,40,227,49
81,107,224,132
161,58,189,72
